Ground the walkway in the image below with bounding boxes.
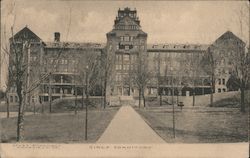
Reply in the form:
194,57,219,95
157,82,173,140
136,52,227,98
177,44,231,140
97,105,165,143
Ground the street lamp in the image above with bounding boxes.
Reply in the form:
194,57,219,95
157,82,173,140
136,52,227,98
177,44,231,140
170,66,175,138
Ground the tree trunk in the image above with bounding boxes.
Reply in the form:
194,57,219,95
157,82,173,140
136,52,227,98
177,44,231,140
210,76,214,107
5,93,10,118
75,86,77,115
142,89,146,108
85,74,89,140
49,84,52,113
85,91,88,140
17,91,25,142
192,88,195,106
160,92,162,106
138,89,141,108
240,87,245,112
81,86,84,110
177,90,179,104
41,101,44,114
33,102,36,114
104,80,107,109
210,87,213,107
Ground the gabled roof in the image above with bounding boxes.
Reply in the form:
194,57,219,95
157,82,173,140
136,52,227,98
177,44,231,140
213,31,245,45
9,26,43,43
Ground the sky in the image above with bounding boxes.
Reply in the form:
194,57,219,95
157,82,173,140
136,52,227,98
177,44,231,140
0,0,249,90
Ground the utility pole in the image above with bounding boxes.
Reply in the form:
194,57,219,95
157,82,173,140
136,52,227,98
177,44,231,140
192,52,196,107
49,73,52,113
170,66,175,138
85,67,88,141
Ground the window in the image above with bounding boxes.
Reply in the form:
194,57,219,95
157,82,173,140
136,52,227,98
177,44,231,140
10,96,13,103
223,88,226,92
120,36,124,41
141,46,145,50
124,36,130,42
218,79,221,85
222,79,225,85
32,96,35,103
124,54,129,61
124,45,129,50
15,96,18,102
218,88,221,93
64,67,68,72
123,65,129,70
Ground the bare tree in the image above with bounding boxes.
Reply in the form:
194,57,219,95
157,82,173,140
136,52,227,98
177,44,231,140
7,26,31,141
232,3,249,112
100,47,113,108
77,47,101,140
204,47,216,106
132,53,151,108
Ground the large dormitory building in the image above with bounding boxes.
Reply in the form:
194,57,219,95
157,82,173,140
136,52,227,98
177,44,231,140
7,7,247,104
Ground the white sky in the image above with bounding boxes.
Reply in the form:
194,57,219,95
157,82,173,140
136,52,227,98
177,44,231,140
1,0,249,44
0,0,249,89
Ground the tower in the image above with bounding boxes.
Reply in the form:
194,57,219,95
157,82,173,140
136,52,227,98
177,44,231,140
106,7,147,97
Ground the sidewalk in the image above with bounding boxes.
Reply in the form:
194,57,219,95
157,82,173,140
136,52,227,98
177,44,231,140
97,105,165,143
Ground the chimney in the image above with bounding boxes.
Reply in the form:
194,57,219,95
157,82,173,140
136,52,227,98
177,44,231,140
54,32,60,42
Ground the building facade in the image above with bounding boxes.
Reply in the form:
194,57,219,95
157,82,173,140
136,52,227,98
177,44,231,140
7,7,247,105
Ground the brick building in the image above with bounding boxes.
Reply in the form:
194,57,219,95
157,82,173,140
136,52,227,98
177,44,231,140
7,7,247,105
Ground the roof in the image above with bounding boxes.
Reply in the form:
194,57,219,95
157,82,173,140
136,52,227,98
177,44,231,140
107,29,147,36
147,43,209,52
213,31,245,45
44,42,106,49
10,26,44,43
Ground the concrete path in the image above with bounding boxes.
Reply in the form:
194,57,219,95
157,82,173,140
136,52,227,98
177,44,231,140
97,105,165,143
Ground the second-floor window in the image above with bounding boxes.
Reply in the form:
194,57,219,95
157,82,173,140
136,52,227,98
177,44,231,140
124,36,130,42
125,45,129,50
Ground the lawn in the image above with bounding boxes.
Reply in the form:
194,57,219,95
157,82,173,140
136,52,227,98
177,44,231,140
1,108,119,143
136,106,248,143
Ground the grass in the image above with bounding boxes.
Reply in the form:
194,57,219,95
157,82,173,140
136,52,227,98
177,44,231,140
0,97,104,113
1,108,119,143
136,106,248,143
209,90,250,108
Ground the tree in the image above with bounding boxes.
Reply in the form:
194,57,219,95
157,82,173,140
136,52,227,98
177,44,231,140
232,3,249,112
201,47,216,106
100,47,114,108
132,53,151,108
229,44,249,112
77,47,101,140
8,26,31,141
